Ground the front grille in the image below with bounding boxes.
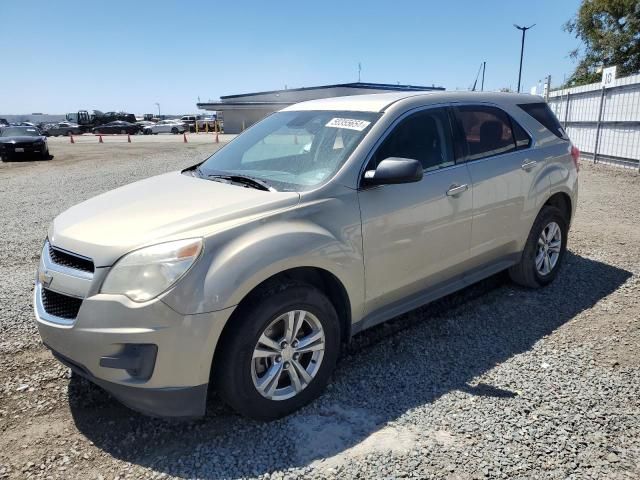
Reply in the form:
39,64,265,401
41,288,83,319
48,244,94,273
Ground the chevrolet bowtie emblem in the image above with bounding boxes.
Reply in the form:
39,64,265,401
39,270,53,288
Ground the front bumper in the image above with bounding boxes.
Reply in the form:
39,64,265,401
34,244,235,417
46,345,209,417
0,144,46,158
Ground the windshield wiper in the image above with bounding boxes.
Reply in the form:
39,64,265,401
203,173,276,192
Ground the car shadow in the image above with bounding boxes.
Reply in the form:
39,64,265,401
68,252,631,478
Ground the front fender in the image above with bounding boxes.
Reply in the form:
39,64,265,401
164,210,364,321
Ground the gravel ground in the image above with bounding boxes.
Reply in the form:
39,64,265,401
0,142,639,480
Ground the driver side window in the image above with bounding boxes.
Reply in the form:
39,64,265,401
372,108,454,172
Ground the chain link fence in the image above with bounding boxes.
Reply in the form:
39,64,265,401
547,72,640,172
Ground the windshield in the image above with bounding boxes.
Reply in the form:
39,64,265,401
1,127,41,137
197,110,379,191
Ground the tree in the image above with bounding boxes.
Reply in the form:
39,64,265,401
564,0,640,86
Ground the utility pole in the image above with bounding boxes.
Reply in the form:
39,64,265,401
481,61,486,91
514,24,535,93
544,75,551,101
358,62,362,82
154,102,161,119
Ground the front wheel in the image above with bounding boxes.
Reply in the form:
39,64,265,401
171,127,178,134
215,283,341,420
509,205,568,288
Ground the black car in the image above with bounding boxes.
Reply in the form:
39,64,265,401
93,121,140,135
0,126,50,161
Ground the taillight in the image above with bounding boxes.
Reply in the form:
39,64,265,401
570,145,580,172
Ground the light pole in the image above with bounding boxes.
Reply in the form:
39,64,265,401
154,102,161,119
514,24,535,93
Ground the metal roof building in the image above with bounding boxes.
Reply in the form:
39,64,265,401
196,82,444,133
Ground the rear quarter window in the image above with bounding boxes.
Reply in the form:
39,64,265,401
518,102,568,140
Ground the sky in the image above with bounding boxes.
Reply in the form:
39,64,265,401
1,0,583,115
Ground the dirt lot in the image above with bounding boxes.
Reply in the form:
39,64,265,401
0,140,639,479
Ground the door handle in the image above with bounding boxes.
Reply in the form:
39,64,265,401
521,160,537,171
446,184,469,197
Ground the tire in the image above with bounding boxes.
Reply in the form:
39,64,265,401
41,149,51,161
509,205,568,288
215,283,341,420
171,127,178,134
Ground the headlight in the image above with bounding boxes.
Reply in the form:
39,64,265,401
101,238,203,302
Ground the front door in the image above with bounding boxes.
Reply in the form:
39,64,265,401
358,107,473,318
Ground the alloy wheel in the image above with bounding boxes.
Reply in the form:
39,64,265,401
251,310,325,401
535,221,562,275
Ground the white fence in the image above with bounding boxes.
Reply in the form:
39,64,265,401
547,72,640,170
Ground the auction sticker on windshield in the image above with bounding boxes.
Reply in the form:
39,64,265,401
325,118,371,131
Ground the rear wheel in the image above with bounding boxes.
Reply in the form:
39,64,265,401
215,283,340,420
509,205,568,288
171,127,178,134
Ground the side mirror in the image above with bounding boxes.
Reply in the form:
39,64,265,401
363,157,423,185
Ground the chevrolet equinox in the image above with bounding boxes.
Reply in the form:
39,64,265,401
35,92,579,419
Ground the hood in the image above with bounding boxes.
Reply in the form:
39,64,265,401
0,136,45,143
50,171,300,266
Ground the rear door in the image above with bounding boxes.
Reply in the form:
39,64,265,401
451,104,546,269
358,106,473,317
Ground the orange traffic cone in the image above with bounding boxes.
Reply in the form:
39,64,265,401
127,133,131,143
70,134,75,144
98,135,103,143
183,132,188,143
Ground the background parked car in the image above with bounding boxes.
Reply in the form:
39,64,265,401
179,115,200,132
143,120,186,135
0,126,49,161
196,115,218,131
43,122,83,137
135,120,155,130
92,121,140,135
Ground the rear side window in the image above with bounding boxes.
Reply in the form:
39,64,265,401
518,102,568,139
512,120,532,149
453,106,516,161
